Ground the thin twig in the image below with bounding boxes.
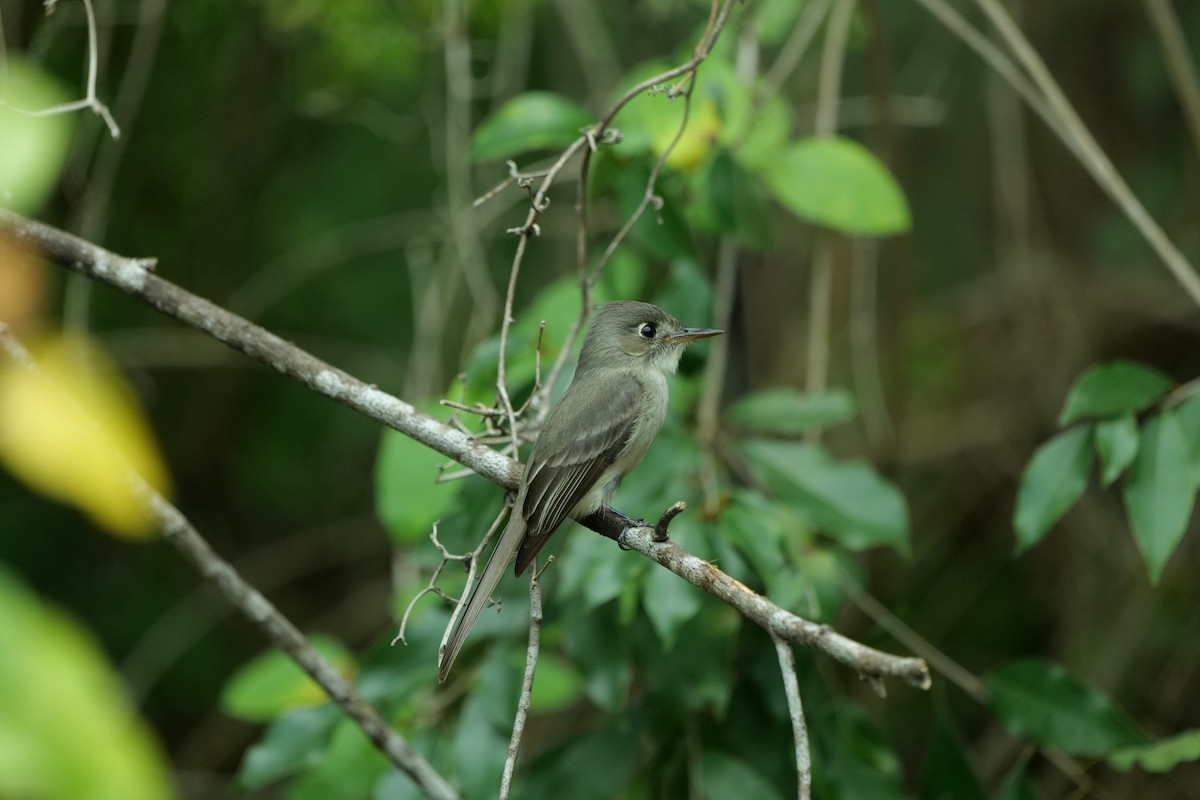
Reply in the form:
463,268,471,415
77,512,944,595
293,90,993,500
592,79,696,281
394,523,472,645
761,0,835,104
1143,0,1200,164
697,236,738,443
537,0,740,417
774,636,812,800
612,520,931,691
142,484,455,800
804,0,855,447
848,239,894,450
442,0,499,348
499,564,544,800
917,0,1200,308
840,571,986,702
9,0,120,137
0,327,457,800
814,0,856,138
431,505,510,658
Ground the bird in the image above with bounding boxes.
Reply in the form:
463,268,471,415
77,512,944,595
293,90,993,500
438,300,722,682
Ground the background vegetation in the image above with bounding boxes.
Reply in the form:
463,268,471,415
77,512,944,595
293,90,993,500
2,0,1200,798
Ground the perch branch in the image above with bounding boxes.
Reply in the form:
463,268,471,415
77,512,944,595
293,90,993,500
0,325,458,800
1,208,931,694
774,636,813,800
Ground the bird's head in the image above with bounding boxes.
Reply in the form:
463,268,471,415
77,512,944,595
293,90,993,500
578,301,722,376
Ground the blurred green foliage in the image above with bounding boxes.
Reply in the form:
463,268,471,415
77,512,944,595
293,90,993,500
3,0,1200,798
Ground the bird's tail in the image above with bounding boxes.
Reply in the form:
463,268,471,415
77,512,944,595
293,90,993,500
438,513,525,682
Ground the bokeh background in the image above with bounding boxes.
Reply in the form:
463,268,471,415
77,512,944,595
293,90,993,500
2,0,1200,798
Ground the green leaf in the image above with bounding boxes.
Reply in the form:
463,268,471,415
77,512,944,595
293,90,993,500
1012,425,1093,552
691,148,775,249
237,705,338,789
0,568,176,800
613,165,695,261
0,58,75,215
529,652,584,713
452,695,508,799
374,401,464,542
993,761,1037,800
642,561,703,651
700,752,786,800
1110,729,1200,773
221,635,355,721
817,704,905,800
1058,361,1174,425
986,660,1146,756
759,136,910,235
1094,414,1139,487
1123,409,1197,584
288,718,387,800
920,708,984,800
725,387,857,435
559,602,632,712
1173,391,1200,481
742,440,910,553
522,723,637,800
470,91,592,162
641,606,739,716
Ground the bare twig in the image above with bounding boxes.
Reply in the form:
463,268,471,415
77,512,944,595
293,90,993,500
0,327,458,800
1143,0,1200,164
804,0,855,447
2,209,931,693
499,565,544,800
592,80,695,281
914,0,1200,308
143,484,455,800
441,0,499,349
814,0,856,138
431,505,510,656
7,0,120,137
774,636,812,800
538,0,740,417
394,523,469,646
613,521,931,691
0,208,519,489
840,571,986,702
761,0,835,104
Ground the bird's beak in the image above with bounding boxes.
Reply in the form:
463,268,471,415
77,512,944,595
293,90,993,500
666,327,723,343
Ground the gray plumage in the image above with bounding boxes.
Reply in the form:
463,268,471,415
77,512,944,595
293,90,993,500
438,301,721,682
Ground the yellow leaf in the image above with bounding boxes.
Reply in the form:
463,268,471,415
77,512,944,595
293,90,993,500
654,96,721,172
0,333,171,538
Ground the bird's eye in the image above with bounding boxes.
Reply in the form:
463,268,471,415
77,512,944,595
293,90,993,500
638,322,657,339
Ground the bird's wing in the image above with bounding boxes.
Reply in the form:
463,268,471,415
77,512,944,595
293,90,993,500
439,378,641,682
513,378,642,575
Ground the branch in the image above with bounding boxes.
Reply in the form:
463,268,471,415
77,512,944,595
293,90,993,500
142,487,458,800
9,0,120,137
0,324,458,800
913,0,1200,308
613,519,931,692
499,565,545,800
774,636,812,800
0,208,518,493
0,208,930,694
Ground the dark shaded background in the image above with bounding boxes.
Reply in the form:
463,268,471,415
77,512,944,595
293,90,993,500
3,0,1200,796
